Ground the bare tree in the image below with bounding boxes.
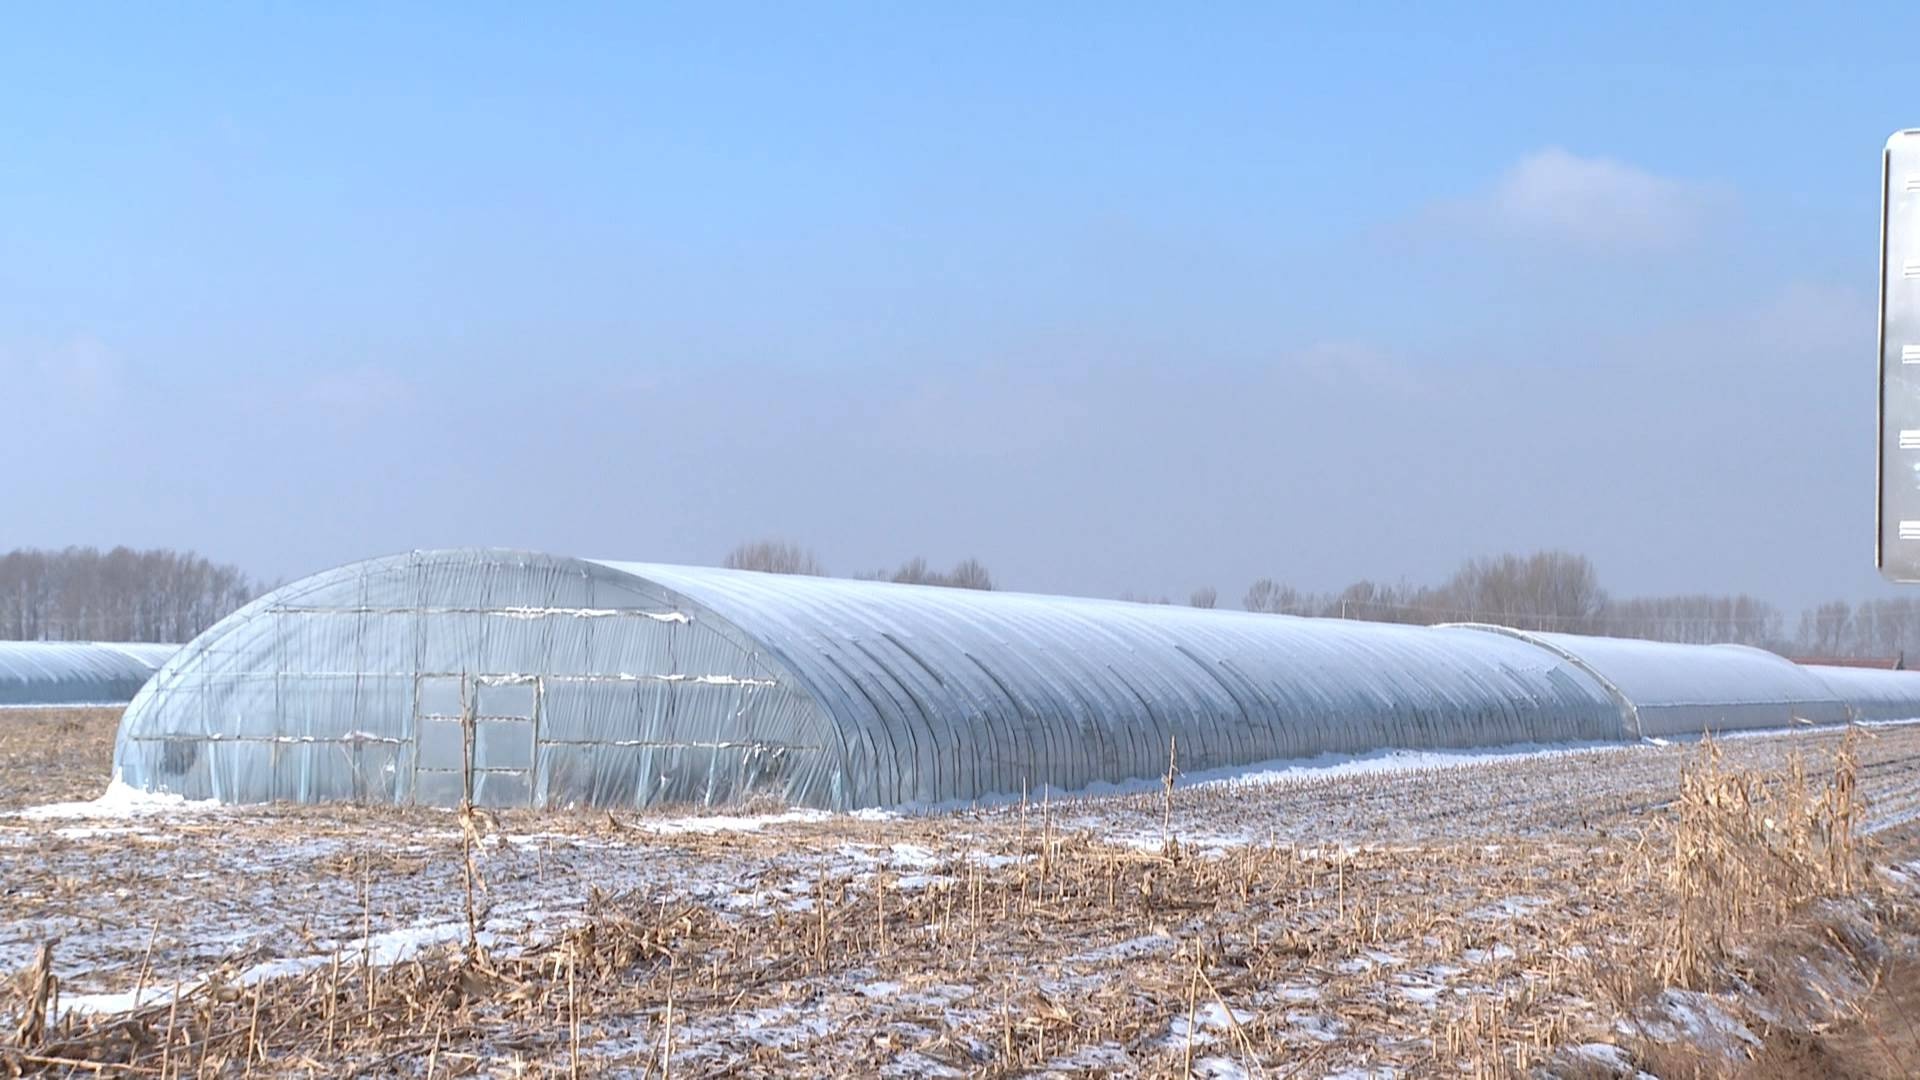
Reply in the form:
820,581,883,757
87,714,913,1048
857,556,995,591
1328,579,1426,623
1242,578,1279,613
1243,578,1321,615
1414,551,1609,632
1224,548,1920,658
0,546,259,642
1598,593,1783,646
1845,597,1920,657
877,557,934,585
1189,586,1217,609
722,540,825,576
1795,601,1853,655
945,558,994,591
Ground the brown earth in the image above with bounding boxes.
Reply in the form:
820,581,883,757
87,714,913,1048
0,708,119,812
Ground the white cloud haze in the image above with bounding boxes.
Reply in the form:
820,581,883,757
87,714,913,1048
1433,147,1727,254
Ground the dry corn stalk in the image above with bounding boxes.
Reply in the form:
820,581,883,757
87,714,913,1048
8,945,54,1048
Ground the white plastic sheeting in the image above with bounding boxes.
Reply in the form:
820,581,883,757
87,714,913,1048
117,549,1627,811
0,641,177,706
113,550,1920,811
1448,626,1855,736
1804,665,1920,722
612,562,1628,807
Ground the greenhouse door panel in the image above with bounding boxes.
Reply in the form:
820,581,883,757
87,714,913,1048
471,676,538,808
410,674,539,808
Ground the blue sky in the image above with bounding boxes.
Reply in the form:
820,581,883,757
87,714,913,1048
4,4,1917,612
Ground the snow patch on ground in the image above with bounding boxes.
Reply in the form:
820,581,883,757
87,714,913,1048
1621,988,1759,1057
1040,1044,1133,1073
1191,741,1624,790
1069,933,1174,965
13,779,222,821
637,809,834,835
1165,1001,1255,1046
1469,895,1553,921
1285,1011,1348,1043
58,904,572,1017
888,739,1635,812
887,843,942,869
1551,1042,1656,1079
1335,949,1402,975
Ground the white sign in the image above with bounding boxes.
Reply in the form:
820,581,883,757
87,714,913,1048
1880,130,1920,580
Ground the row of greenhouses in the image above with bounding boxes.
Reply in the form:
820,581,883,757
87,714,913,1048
106,549,1920,810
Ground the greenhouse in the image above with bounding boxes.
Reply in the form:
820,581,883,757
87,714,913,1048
1802,662,1920,722
113,549,1920,811
1445,625,1854,736
1,641,178,706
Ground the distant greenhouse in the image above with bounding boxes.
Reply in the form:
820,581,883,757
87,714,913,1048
1802,662,1920,722
113,549,1920,810
1,641,178,706
1445,626,1855,736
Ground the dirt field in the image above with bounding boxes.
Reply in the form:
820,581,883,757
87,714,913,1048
0,708,121,812
6,712,1920,1077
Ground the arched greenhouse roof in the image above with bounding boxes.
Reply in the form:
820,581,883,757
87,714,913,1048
0,641,178,706
1445,626,1855,736
114,550,1920,811
602,560,1634,806
1804,663,1920,722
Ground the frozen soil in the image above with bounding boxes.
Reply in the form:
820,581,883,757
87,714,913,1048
6,715,1920,1076
0,707,121,812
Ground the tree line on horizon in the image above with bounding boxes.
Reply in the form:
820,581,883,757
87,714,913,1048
5,540,1918,660
1221,550,1920,660
732,540,1920,660
722,539,994,591
0,546,261,643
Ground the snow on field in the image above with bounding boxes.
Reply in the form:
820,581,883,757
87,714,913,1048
57,899,579,1017
11,777,220,820
1185,740,1623,788
885,736,1637,814
635,808,836,834
5,721,1920,1074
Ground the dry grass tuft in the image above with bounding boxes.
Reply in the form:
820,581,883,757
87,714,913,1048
1580,728,1920,1079
1650,729,1866,992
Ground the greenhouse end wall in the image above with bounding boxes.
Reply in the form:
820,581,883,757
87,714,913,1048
113,549,1920,813
115,552,839,809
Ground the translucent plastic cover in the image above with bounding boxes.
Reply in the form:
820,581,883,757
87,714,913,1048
1450,626,1855,737
0,641,177,706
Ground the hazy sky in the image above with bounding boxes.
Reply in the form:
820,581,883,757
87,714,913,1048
4,4,1917,613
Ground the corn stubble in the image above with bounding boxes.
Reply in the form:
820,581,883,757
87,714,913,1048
3,722,1918,1078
